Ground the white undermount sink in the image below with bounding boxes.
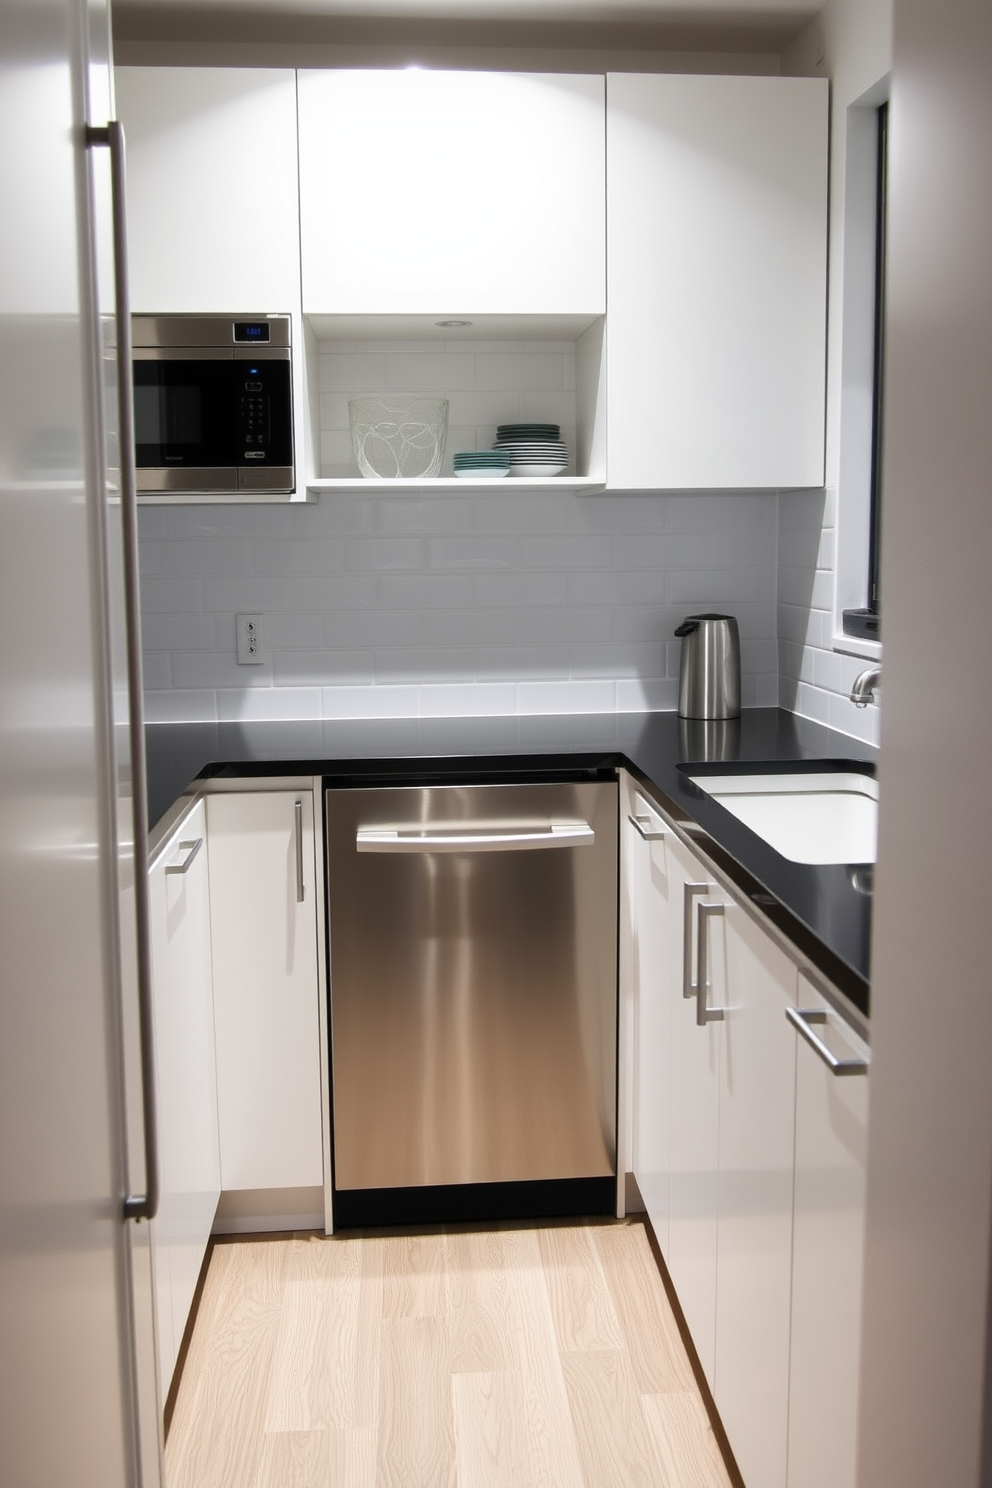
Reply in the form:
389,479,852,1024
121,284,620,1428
685,770,878,865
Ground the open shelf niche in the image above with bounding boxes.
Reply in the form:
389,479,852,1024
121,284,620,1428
302,314,606,494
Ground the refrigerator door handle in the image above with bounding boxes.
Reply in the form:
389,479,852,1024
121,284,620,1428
86,121,158,1225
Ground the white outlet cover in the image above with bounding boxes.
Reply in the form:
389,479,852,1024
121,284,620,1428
237,613,264,665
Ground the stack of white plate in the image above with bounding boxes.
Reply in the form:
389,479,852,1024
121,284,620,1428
493,423,569,478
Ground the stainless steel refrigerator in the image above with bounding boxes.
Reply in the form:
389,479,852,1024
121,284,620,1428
0,1,161,1483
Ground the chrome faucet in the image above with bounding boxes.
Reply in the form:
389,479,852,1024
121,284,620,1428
850,666,881,708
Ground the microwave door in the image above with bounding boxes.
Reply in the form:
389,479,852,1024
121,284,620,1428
133,356,238,491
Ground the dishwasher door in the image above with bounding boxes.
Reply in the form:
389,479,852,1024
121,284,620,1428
326,780,617,1219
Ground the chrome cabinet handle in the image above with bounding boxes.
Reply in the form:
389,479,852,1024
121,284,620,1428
85,121,157,1225
356,822,594,853
696,901,727,1026
164,837,202,876
627,812,667,841
294,800,305,902
786,1007,869,1076
682,882,709,999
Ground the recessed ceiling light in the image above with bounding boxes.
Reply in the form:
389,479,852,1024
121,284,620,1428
435,319,473,328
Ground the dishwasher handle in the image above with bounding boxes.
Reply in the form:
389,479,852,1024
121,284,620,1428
356,822,595,853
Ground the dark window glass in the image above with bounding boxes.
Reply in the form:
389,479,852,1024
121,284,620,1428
844,100,888,641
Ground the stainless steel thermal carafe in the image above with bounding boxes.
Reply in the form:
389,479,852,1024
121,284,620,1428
675,613,742,719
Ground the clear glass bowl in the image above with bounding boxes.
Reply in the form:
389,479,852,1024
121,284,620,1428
348,396,449,479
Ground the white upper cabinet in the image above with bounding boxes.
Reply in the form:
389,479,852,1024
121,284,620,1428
115,67,301,313
606,73,828,490
297,69,606,316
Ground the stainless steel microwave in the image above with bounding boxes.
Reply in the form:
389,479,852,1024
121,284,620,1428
132,314,294,495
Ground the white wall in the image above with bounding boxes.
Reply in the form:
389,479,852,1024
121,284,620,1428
139,490,779,722
779,0,893,746
855,1,992,1483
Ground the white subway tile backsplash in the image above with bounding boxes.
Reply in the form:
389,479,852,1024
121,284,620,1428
274,650,374,686
752,673,781,708
419,683,518,717
249,538,347,575
321,684,420,719
378,574,476,609
428,536,520,571
477,646,572,680
138,484,840,729
475,353,565,391
795,681,831,724
522,534,612,570
144,688,218,723
518,679,618,714
319,353,387,391
172,651,272,690
809,568,834,611
141,652,171,690
617,676,678,712
345,537,426,572
375,649,478,683
142,614,218,652
325,609,423,648
385,351,475,391
667,567,769,605
376,498,474,535
216,686,322,722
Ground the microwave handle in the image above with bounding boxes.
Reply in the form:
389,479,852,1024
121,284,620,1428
85,121,158,1225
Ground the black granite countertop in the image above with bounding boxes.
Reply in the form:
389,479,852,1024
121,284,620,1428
146,708,875,1023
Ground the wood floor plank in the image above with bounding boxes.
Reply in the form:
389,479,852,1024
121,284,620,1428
257,1429,330,1488
376,1315,456,1488
536,1225,625,1354
165,1241,290,1488
446,1229,514,1373
641,1390,735,1488
452,1371,535,1488
327,1428,377,1488
264,1238,333,1432
499,1228,586,1488
560,1349,664,1488
164,1220,736,1488
591,1223,697,1395
380,1230,449,1320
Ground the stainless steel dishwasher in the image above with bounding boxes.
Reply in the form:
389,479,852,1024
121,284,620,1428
325,778,618,1226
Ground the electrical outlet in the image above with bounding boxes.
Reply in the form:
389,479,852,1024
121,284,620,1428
236,613,264,665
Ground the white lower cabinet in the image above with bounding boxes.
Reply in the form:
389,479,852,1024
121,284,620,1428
628,789,676,1256
787,977,870,1488
666,831,723,1387
205,790,323,1192
147,799,220,1398
712,889,798,1488
624,776,869,1488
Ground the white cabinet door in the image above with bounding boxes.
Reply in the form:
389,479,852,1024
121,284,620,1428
628,791,676,1255
298,69,605,315
665,832,722,1386
115,68,302,314
206,791,323,1192
713,895,798,1488
606,73,828,489
787,978,870,1488
147,800,220,1398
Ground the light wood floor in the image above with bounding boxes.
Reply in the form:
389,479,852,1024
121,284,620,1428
165,1218,735,1488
